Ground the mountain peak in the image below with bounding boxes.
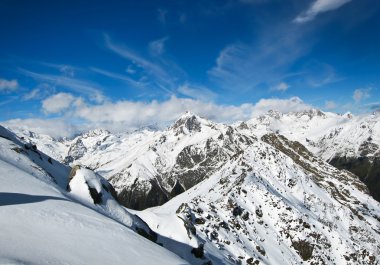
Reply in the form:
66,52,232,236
170,111,210,134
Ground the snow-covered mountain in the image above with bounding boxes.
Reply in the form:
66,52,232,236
11,110,380,206
0,125,189,265
14,112,256,210
136,132,380,264
246,109,380,201
2,110,380,264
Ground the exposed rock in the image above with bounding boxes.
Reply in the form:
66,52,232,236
292,240,314,261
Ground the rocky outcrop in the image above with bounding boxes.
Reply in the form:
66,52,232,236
329,156,380,201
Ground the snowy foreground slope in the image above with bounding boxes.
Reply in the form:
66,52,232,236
0,126,189,265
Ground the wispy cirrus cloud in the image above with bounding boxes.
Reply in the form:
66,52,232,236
303,62,342,87
22,83,55,101
91,67,146,89
208,25,310,92
104,34,168,78
103,34,178,93
294,0,352,23
22,88,41,101
178,83,217,102
18,68,105,103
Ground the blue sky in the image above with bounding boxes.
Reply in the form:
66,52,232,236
0,0,380,136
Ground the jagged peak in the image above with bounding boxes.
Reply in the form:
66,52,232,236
169,111,212,133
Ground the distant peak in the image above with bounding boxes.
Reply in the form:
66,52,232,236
291,108,326,118
82,128,111,137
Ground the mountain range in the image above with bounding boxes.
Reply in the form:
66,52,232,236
1,109,380,264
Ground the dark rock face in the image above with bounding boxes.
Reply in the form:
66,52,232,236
171,114,202,134
64,139,87,164
191,244,205,258
329,156,380,202
134,214,158,243
292,240,314,261
170,180,185,198
88,187,102,204
116,179,169,210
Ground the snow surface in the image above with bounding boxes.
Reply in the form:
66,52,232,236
0,126,189,265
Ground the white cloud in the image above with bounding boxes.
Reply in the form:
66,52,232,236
271,82,289,92
177,83,217,102
42,93,76,114
294,0,352,23
3,95,313,137
0,78,19,92
251,97,312,115
149,37,169,56
1,118,78,138
72,96,311,132
73,96,251,129
324,100,337,110
353,88,370,103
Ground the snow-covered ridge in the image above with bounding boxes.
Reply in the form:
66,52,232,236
137,132,380,264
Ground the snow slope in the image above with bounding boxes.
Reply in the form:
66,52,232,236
0,125,189,265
